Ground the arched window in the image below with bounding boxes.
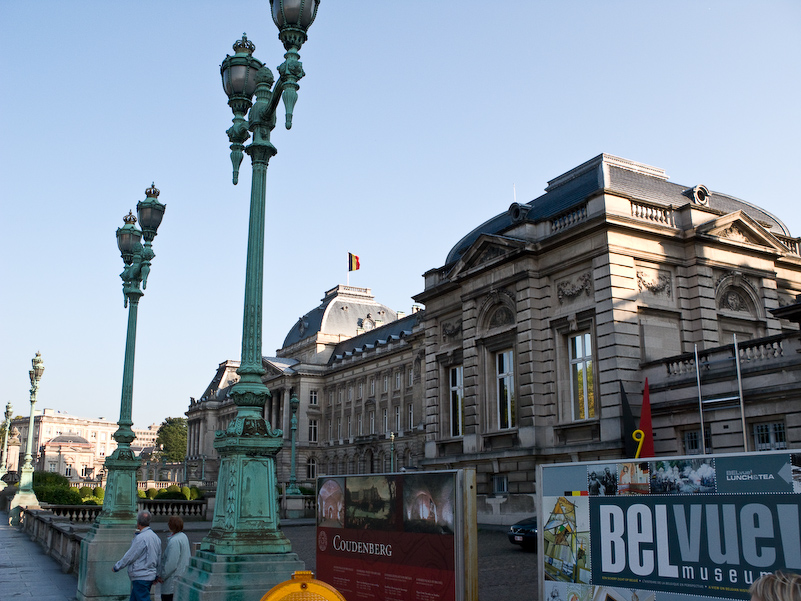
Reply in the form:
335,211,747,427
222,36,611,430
307,457,317,480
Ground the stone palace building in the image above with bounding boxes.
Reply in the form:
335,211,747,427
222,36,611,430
186,153,801,523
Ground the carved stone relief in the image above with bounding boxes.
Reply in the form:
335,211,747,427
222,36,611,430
489,306,515,328
441,319,463,342
557,272,592,304
476,246,506,266
720,289,749,313
637,270,672,298
719,226,751,244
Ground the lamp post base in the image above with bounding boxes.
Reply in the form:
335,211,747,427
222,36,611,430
76,521,137,601
175,550,304,601
77,450,139,601
8,489,40,526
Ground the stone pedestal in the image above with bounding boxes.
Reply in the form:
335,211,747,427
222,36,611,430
173,410,305,601
76,448,139,601
284,495,306,519
176,550,304,601
76,522,137,601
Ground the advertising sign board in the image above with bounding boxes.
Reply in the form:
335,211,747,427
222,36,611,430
316,469,477,601
538,450,801,601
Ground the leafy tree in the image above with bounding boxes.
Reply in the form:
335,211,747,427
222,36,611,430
93,487,105,500
78,486,93,499
33,471,69,487
155,417,187,462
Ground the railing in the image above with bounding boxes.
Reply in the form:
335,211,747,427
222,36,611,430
631,200,675,227
45,504,102,523
663,334,791,379
22,509,83,574
776,234,800,256
41,498,207,522
550,203,588,233
139,499,207,520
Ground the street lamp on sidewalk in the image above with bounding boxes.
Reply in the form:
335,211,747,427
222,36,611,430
0,402,13,490
9,353,45,519
77,184,165,601
177,2,320,598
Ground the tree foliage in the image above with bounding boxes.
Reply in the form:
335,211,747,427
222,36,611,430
155,417,187,462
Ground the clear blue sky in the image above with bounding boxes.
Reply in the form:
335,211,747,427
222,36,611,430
2,1,799,429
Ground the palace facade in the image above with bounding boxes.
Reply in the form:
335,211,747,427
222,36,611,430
187,154,801,523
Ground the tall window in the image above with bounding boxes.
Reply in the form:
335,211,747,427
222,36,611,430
348,387,353,401
307,458,317,479
81,465,90,478
754,422,786,451
338,390,343,403
496,350,515,429
450,366,464,437
358,382,363,398
328,421,333,441
336,418,341,440
382,409,388,433
395,406,401,432
329,391,334,405
308,419,318,443
65,465,72,477
347,416,352,438
369,411,375,435
408,368,413,387
309,390,318,405
383,375,389,393
395,371,401,390
570,333,594,420
407,404,414,431
358,414,363,436
370,378,375,396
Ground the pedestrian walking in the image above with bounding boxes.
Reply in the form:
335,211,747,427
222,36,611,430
112,510,162,601
157,516,191,601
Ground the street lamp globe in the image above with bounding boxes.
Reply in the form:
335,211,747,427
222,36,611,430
271,0,320,33
136,183,165,241
116,212,142,263
221,34,263,101
30,352,45,383
271,0,320,51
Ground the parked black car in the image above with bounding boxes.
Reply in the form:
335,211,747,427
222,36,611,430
508,516,537,552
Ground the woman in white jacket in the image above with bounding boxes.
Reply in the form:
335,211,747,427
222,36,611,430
157,516,191,601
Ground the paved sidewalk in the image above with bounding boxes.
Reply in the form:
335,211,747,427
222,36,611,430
0,510,77,601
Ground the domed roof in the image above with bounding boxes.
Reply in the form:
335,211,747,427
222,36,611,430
445,154,791,265
282,285,397,348
50,434,89,444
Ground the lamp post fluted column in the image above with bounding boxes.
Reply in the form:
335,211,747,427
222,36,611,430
176,3,320,600
9,353,44,521
0,402,13,491
286,394,301,495
77,184,165,601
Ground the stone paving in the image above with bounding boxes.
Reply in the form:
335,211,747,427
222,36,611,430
0,510,78,601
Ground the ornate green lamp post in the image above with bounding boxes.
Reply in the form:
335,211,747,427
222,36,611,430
0,402,12,491
9,353,45,520
286,393,301,495
177,3,319,599
390,432,396,472
77,184,165,601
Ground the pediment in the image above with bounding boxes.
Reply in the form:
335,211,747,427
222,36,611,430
449,234,525,279
696,211,788,252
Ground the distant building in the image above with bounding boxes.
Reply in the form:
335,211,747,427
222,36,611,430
7,408,160,483
187,154,801,523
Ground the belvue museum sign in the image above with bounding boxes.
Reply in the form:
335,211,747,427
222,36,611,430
538,450,801,601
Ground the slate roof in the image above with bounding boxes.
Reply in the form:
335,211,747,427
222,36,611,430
329,311,422,365
283,285,397,348
445,154,790,264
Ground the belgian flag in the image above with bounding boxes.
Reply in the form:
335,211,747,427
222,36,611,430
348,253,360,272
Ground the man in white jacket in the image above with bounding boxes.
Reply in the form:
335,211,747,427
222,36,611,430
112,510,162,601
157,515,191,601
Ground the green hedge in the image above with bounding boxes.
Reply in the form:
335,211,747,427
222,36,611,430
33,485,82,505
32,472,69,487
94,487,105,500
